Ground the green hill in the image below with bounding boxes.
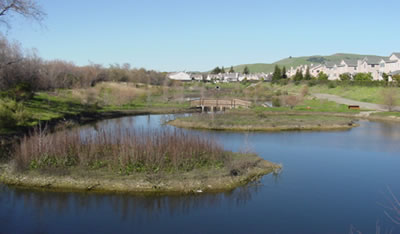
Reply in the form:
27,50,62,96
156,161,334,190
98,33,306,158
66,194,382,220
221,53,384,74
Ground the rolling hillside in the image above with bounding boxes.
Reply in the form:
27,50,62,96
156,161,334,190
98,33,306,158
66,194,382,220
221,53,384,74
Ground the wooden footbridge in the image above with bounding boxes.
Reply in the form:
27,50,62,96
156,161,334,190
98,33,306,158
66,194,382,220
191,98,252,112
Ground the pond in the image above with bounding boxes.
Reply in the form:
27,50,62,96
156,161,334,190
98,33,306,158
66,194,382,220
1,114,400,233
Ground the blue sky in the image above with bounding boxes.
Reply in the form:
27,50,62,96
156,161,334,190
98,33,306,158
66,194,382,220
3,0,400,71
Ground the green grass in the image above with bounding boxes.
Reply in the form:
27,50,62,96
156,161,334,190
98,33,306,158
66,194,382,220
170,109,355,131
1,89,191,133
371,112,400,117
273,83,400,105
253,98,361,113
22,92,89,126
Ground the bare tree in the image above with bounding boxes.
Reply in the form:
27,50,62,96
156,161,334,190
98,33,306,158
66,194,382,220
284,95,302,109
0,0,46,28
382,88,398,111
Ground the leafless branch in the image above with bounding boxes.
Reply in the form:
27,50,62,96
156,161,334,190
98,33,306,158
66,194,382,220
0,0,46,28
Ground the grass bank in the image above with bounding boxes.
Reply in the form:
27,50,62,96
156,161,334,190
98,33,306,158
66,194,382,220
0,153,279,194
0,82,192,136
168,109,358,132
0,125,280,194
272,83,400,105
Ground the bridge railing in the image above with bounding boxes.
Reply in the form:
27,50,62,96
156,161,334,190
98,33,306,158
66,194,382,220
190,98,251,108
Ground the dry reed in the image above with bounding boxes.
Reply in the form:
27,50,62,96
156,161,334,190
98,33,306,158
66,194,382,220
14,125,229,174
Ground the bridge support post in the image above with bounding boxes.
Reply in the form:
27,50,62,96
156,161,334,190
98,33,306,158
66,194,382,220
201,106,205,112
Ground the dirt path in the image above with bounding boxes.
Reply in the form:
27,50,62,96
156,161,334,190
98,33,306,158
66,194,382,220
313,93,400,112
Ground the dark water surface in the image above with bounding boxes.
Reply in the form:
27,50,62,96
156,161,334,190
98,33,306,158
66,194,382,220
2,115,400,234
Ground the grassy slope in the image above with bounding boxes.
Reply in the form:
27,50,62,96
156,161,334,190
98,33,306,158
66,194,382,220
273,83,400,105
227,53,384,74
1,88,190,134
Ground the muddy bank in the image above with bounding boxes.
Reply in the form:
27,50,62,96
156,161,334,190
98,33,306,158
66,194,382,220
0,154,281,195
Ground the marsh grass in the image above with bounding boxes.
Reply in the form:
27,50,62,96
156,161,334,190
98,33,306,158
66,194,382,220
14,125,229,174
176,110,354,129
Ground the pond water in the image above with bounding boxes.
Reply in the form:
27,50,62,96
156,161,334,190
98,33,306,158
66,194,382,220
1,114,400,234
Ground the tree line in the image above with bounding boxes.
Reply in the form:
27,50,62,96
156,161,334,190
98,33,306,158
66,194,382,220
0,35,167,92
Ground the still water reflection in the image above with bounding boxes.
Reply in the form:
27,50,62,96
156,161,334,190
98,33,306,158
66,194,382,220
1,115,400,234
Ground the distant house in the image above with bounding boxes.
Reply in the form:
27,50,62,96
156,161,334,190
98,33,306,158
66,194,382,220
379,53,400,80
285,52,400,82
323,62,339,80
207,74,223,82
239,73,261,82
223,73,239,82
357,57,382,80
309,64,325,77
190,74,203,81
339,59,358,75
168,72,192,81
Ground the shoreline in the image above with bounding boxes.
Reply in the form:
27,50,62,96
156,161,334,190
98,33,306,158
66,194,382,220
0,107,197,149
168,119,357,132
168,111,360,132
0,155,281,195
168,110,400,132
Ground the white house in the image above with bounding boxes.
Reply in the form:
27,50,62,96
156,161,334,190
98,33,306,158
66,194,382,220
379,53,400,79
222,73,239,82
168,72,192,81
238,73,263,81
339,59,358,75
207,74,223,82
190,74,203,81
309,64,325,77
357,57,382,80
322,62,339,80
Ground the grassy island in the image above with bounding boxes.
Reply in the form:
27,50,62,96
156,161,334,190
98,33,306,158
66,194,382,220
168,109,359,132
0,126,280,194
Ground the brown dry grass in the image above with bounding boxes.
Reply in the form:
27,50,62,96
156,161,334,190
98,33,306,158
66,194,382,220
14,124,229,174
58,82,152,106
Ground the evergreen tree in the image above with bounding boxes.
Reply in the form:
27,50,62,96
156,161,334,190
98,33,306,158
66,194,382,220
304,67,312,80
211,66,221,74
281,66,287,79
294,70,303,81
243,66,250,75
229,66,235,73
221,66,225,74
272,65,282,81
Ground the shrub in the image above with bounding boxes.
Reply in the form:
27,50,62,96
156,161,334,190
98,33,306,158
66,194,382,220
381,88,398,111
339,73,352,81
284,95,302,109
0,102,16,129
328,82,336,89
354,73,373,81
272,96,281,107
317,72,329,81
307,80,317,87
14,126,229,173
300,86,309,97
0,99,30,129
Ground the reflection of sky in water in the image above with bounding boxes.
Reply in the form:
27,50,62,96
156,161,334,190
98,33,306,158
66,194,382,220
2,115,400,233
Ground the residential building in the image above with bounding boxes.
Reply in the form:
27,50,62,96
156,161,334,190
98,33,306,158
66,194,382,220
168,72,192,81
